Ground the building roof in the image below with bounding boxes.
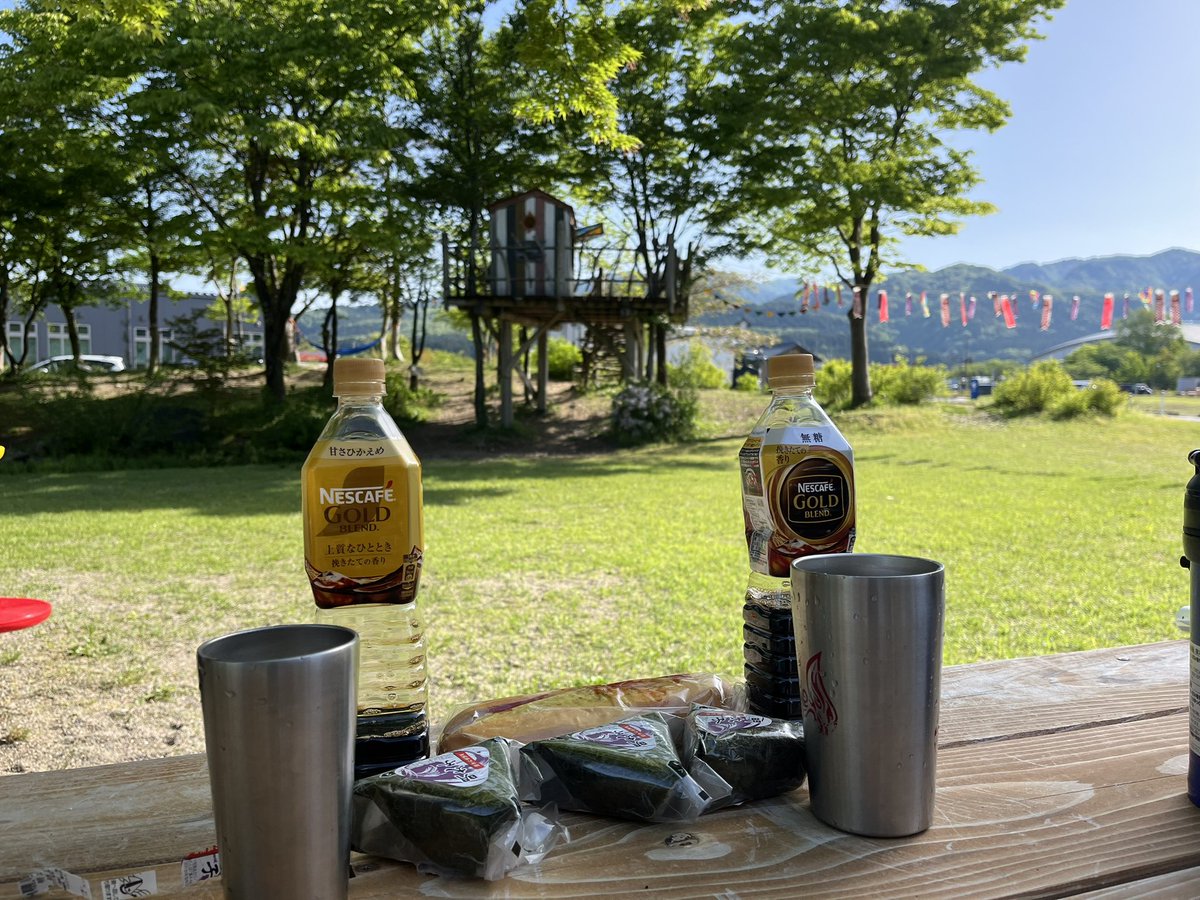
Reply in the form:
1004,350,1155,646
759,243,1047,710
1032,322,1200,360
487,189,575,214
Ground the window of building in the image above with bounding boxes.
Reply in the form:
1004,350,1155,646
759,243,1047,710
5,321,38,364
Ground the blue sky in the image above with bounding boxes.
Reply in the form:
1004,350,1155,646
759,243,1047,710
899,0,1200,272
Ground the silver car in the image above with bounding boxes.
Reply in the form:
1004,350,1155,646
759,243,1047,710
27,355,127,374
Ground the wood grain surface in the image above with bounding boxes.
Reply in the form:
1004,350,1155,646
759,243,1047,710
3,641,1199,899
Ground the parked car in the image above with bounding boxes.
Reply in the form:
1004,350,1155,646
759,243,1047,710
1118,383,1154,395
27,354,127,374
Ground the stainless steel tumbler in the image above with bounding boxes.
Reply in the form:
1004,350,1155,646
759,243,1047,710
198,624,359,900
791,553,945,837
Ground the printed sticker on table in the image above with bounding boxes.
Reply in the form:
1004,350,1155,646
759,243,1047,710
100,871,157,898
20,867,93,898
181,850,221,886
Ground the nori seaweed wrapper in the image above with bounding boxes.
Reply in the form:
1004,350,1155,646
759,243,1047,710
518,713,719,823
683,705,806,809
352,737,562,880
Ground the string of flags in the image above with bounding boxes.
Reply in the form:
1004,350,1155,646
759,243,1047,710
718,283,1195,331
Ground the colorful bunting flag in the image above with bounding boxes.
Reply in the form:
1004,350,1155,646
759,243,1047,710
921,291,930,318
1155,289,1166,324
959,292,967,327
852,286,862,319
1070,295,1080,321
939,293,951,328
1171,290,1182,326
878,290,889,323
1040,295,1053,331
1122,292,1130,319
968,296,977,320
1101,293,1114,330
1188,287,1194,314
1001,296,1016,329
1030,289,1040,307
905,292,913,317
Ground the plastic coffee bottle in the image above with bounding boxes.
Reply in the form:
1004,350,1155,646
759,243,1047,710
739,352,856,718
302,357,429,776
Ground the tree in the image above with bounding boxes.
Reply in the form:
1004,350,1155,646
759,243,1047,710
715,0,1064,406
564,0,730,383
0,2,134,374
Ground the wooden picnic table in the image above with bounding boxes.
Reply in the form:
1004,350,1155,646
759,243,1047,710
3,640,1200,898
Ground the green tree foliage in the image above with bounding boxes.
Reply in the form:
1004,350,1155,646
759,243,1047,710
667,340,727,389
714,0,1065,408
0,3,134,373
1063,309,1193,389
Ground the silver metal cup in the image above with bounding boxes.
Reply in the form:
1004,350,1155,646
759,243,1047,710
791,553,945,837
198,624,359,899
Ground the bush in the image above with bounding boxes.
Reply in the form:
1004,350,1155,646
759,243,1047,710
1047,377,1124,420
384,368,437,423
814,359,854,409
609,382,699,445
733,372,762,392
668,341,727,389
532,337,583,381
991,361,1076,416
871,360,948,405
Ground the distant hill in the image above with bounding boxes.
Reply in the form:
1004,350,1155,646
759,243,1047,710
298,249,1200,367
706,248,1200,365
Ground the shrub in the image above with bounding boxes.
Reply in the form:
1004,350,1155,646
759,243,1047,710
384,368,437,423
609,382,698,445
668,341,727,389
733,372,762,392
532,337,583,381
814,359,854,409
1048,377,1124,420
991,361,1075,416
871,360,947,405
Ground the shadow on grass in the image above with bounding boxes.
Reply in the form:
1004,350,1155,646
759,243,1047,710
0,440,738,516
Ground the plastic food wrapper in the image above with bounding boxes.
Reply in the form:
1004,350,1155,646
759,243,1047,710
438,673,742,752
682,705,806,810
352,738,565,881
518,713,730,824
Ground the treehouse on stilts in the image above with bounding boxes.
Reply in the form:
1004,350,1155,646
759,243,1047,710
442,189,688,427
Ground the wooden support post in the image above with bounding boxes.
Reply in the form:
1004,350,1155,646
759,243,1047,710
499,317,514,428
656,323,668,386
622,320,637,382
537,329,549,415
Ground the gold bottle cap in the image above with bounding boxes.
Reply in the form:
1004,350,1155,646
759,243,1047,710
333,357,386,395
767,352,815,387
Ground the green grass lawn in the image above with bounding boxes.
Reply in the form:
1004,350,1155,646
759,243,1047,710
1,401,1196,751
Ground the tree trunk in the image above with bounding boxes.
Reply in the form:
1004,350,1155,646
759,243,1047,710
247,260,299,404
322,298,339,390
848,288,873,407
63,304,82,362
470,311,487,427
147,251,161,375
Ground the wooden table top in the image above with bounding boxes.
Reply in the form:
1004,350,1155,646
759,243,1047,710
3,640,1200,898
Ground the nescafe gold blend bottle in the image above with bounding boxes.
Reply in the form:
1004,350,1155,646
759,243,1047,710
303,357,428,775
738,353,855,717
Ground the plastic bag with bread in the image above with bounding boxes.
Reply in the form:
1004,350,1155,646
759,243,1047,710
438,673,742,752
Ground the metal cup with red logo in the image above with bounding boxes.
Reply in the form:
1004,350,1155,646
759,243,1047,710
791,553,945,837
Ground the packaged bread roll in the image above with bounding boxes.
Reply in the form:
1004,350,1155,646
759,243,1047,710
438,673,740,752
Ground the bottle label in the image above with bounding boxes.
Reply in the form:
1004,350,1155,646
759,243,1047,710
742,429,855,577
303,447,423,608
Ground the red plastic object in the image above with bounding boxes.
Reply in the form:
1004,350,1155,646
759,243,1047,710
0,597,52,632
